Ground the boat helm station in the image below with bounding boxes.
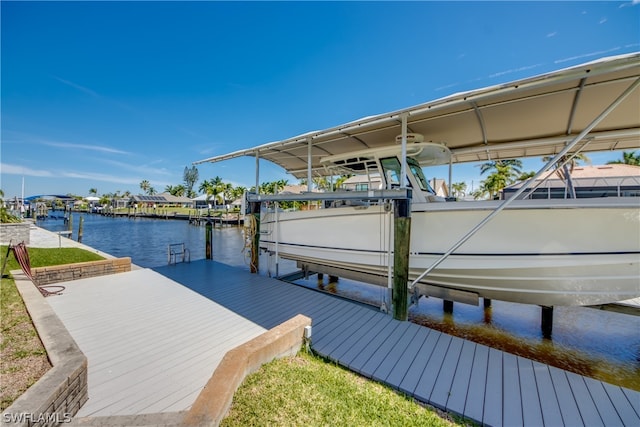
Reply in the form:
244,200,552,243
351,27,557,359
320,134,451,204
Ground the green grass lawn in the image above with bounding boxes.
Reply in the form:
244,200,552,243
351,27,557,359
221,350,465,427
0,246,105,410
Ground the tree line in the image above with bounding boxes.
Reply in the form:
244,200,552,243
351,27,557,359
86,150,638,205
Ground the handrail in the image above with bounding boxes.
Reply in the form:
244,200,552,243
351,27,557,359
246,188,412,204
168,243,190,265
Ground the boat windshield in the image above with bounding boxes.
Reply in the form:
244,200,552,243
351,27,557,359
380,156,436,194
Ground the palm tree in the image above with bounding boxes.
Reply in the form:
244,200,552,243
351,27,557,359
451,182,467,198
475,159,523,199
140,180,150,194
479,159,523,178
607,151,640,166
199,179,224,210
542,153,590,198
165,184,186,197
231,186,247,202
89,188,98,197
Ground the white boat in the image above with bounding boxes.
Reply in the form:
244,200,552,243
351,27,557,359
195,53,640,308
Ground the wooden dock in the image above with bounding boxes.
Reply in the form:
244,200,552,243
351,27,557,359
47,260,639,425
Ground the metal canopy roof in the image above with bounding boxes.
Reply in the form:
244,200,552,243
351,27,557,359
195,53,640,179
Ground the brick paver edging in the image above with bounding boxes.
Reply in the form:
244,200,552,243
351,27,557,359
32,258,131,286
1,270,88,427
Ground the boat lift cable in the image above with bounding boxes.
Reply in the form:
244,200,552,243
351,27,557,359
409,76,640,291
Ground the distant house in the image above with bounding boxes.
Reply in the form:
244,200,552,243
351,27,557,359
110,197,130,209
339,174,449,197
130,193,194,208
192,194,240,210
278,184,321,194
503,164,640,199
192,194,211,209
340,174,382,191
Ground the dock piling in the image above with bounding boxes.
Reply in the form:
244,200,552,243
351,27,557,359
248,201,260,273
392,198,411,321
205,221,212,260
541,305,553,338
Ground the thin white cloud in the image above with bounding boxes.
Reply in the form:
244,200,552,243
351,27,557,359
60,170,142,186
554,47,622,64
488,63,543,79
620,1,639,8
41,140,131,155
100,159,173,177
1,163,54,177
547,32,557,38
52,75,140,114
599,17,608,24
52,76,101,98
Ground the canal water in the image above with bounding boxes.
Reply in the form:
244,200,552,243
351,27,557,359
39,212,640,390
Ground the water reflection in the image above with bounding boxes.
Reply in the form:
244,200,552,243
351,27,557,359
40,213,640,390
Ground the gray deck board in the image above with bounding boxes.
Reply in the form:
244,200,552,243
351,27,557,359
621,387,640,418
430,336,464,410
518,357,543,427
548,366,584,427
359,321,413,378
397,329,441,395
502,352,524,426
583,376,624,425
308,303,369,347
384,325,432,387
464,344,489,423
566,371,605,427
483,348,504,427
601,382,640,426
329,313,391,365
446,339,476,416
349,317,402,374
413,333,453,404
370,323,421,383
313,307,379,356
44,260,639,425
533,360,564,426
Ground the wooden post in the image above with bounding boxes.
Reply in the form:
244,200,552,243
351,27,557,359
443,300,453,313
249,201,260,274
205,221,212,260
392,197,411,321
541,306,553,339
77,216,84,243
67,213,73,239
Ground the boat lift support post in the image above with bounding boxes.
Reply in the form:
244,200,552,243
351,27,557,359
409,76,640,337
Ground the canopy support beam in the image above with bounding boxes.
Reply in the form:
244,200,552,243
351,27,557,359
307,138,313,192
400,113,408,188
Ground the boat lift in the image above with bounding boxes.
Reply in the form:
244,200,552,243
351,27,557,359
195,53,640,337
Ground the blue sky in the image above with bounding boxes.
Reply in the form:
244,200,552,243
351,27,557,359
2,1,639,199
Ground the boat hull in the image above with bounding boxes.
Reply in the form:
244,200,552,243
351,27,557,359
260,198,640,306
